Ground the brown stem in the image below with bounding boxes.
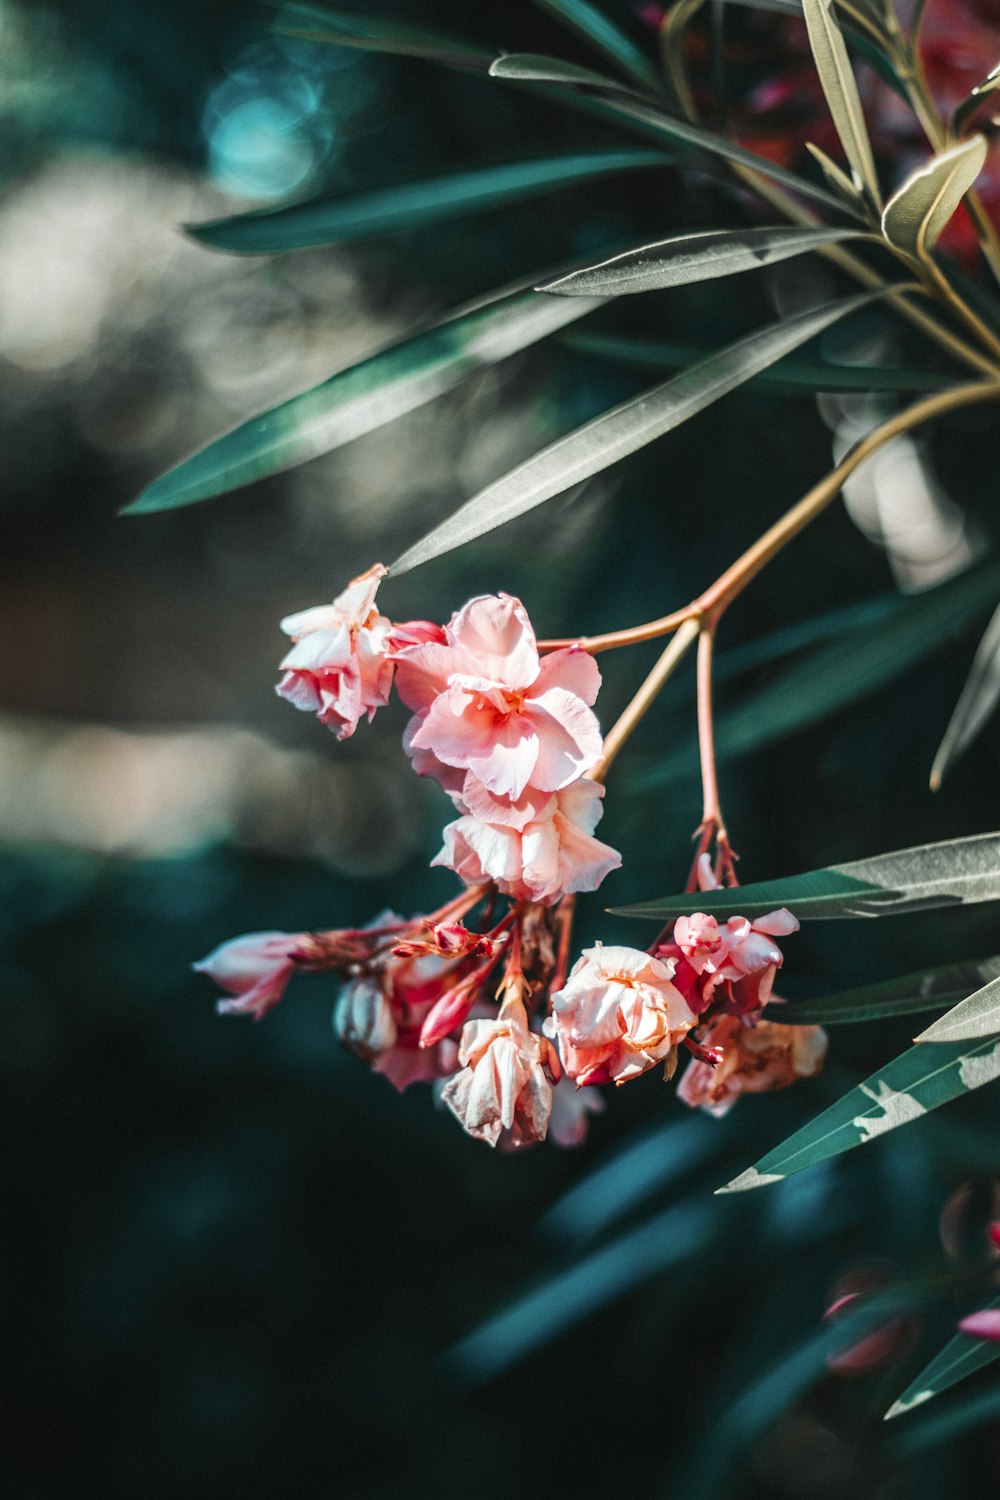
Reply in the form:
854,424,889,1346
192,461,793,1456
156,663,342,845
585,617,701,782
696,620,724,834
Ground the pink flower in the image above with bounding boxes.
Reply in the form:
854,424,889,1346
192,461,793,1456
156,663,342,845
677,1014,827,1116
959,1309,1000,1342
394,593,603,799
659,906,798,1016
548,1076,605,1148
441,996,559,1148
545,944,697,1086
277,563,443,739
334,948,464,1092
433,776,621,905
193,930,304,1019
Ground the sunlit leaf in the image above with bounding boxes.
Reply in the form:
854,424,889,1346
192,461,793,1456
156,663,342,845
614,828,1000,922
125,283,604,514
631,558,1000,792
269,2,494,71
915,973,1000,1044
885,1294,1000,1419
489,60,856,216
776,955,1000,1026
486,51,615,87
445,1197,715,1381
931,600,1000,790
806,141,866,206
559,328,951,390
802,0,881,204
187,150,664,253
952,63,1000,137
389,289,883,573
718,1037,1000,1193
881,136,989,258
529,0,662,90
539,225,865,296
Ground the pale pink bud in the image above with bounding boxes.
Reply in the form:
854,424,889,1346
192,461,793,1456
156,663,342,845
959,1309,1000,1341
545,944,697,1086
418,982,478,1049
193,930,302,1020
334,977,398,1059
394,593,603,798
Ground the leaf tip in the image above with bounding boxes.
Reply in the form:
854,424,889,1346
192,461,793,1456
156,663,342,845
884,1389,933,1421
715,1166,785,1195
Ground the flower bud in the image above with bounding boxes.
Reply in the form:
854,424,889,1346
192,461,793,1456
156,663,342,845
334,978,398,1060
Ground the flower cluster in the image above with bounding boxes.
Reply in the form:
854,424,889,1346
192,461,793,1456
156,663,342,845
193,567,827,1150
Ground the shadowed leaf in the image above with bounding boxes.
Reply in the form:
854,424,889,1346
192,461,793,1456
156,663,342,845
269,2,494,71
931,599,1000,789
776,955,1000,1025
187,150,665,253
885,1294,1000,1419
529,0,662,90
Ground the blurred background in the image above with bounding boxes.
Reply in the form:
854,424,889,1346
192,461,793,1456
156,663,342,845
4,1,1000,1495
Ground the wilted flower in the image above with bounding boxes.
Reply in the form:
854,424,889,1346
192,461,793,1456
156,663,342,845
677,1014,827,1116
277,562,443,739
545,944,697,1086
660,906,799,1015
434,776,621,905
441,994,559,1148
394,593,603,799
193,930,305,1019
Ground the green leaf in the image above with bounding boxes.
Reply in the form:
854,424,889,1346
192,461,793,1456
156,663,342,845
881,136,989,258
915,973,1000,1044
269,2,494,72
719,1035,1000,1193
631,557,1000,792
931,599,1000,790
489,63,857,216
885,1294,1000,1419
559,328,951,390
614,828,1000,923
806,141,866,207
776,955,1000,1025
529,0,662,90
891,1379,1000,1454
187,150,665,254
801,0,881,205
952,63,1000,138
487,51,617,88
125,283,604,514
446,1197,714,1381
539,225,866,295
388,289,883,574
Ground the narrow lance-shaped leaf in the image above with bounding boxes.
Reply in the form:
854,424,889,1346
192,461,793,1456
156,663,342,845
633,557,1000,790
718,1033,1000,1193
952,63,1000,137
269,2,494,72
485,51,616,88
775,954,1000,1026
125,283,605,515
658,0,705,120
560,328,951,390
881,136,988,258
540,225,866,296
613,828,1000,922
187,150,665,254
915,972,1000,1044
806,141,866,207
885,1293,1000,1420
930,599,1000,790
389,289,884,575
488,57,857,217
890,1373,1000,1454
801,0,881,204
529,0,662,91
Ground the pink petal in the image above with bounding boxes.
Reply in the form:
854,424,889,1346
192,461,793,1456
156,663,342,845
526,688,604,790
959,1310,1000,1341
447,593,539,688
534,645,601,706
753,908,800,937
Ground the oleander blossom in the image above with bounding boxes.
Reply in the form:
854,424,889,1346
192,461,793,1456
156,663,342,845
545,944,698,1086
659,907,799,1016
277,562,443,739
193,930,305,1019
334,947,467,1092
441,995,560,1148
677,1014,828,1116
434,775,621,905
394,592,604,799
